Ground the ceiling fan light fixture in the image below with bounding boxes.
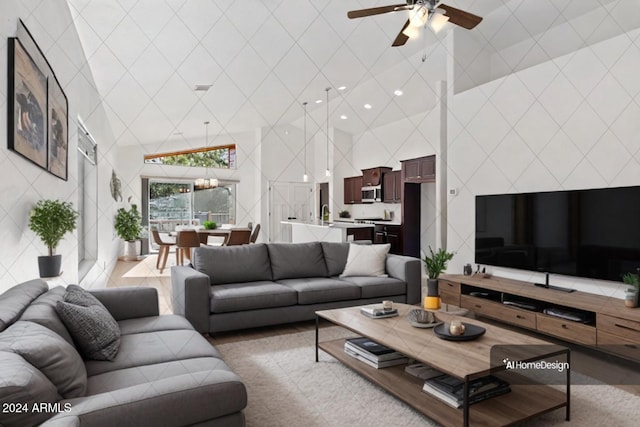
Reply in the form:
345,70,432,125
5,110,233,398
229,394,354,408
429,12,450,34
402,24,420,39
409,5,428,27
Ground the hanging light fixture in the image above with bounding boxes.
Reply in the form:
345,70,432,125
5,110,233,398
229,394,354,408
195,121,219,190
302,102,309,183
325,87,331,177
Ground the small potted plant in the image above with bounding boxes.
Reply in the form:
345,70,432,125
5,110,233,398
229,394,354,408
114,204,142,261
422,247,455,309
338,210,351,218
203,220,217,230
28,199,79,277
623,272,639,308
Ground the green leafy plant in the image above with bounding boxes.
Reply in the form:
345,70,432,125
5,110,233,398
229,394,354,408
338,210,351,218
623,272,640,291
114,204,142,242
29,199,79,256
422,247,455,279
203,220,217,230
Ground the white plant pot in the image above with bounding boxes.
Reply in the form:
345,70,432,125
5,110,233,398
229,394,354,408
122,240,140,261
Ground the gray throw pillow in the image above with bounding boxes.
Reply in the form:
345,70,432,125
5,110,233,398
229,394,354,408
0,321,87,398
0,351,61,426
55,285,121,361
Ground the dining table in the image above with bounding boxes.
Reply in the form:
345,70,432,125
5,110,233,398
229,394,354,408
170,227,252,245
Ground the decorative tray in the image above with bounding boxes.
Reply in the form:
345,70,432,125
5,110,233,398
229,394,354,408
433,323,486,341
407,309,442,329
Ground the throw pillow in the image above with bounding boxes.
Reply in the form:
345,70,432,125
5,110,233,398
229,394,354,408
340,243,391,277
0,321,87,398
55,285,121,361
0,351,61,426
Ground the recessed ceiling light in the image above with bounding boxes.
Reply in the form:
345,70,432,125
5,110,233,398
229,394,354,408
394,89,403,96
338,86,347,91
340,115,348,120
194,84,213,92
364,104,372,109
315,99,323,104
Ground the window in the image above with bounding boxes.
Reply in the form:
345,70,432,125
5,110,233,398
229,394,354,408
144,145,236,169
77,119,98,280
144,178,236,251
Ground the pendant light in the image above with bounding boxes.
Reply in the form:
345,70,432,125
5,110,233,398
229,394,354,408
325,87,331,177
302,102,309,183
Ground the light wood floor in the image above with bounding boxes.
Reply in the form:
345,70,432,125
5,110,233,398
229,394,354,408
108,255,640,395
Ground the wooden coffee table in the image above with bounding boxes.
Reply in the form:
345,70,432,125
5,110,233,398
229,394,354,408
315,303,570,427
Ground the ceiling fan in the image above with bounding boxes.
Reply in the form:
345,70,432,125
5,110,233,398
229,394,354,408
347,0,483,47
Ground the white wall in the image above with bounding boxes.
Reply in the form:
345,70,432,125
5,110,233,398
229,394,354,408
447,28,640,297
0,2,120,292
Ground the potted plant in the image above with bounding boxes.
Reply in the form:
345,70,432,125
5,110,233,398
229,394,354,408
422,247,455,309
114,204,142,261
28,199,79,277
203,220,217,230
623,272,639,308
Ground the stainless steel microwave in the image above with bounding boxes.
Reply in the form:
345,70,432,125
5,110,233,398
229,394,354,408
361,185,382,203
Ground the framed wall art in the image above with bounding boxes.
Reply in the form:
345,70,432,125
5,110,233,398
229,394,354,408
7,37,48,170
48,76,69,180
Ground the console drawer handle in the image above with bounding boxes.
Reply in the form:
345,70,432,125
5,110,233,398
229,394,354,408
516,315,525,319
624,344,638,349
475,304,482,308
614,323,640,333
561,324,569,329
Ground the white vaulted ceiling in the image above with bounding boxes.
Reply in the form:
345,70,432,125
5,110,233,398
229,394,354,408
65,0,631,147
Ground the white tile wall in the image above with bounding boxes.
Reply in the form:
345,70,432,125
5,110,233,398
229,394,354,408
448,28,640,297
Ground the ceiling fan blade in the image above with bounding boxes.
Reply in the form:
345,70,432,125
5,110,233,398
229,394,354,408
392,19,411,47
437,3,483,29
348,4,411,19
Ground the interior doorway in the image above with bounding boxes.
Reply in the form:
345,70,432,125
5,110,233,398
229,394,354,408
269,181,313,242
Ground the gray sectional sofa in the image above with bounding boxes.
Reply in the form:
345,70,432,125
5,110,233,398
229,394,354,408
0,279,246,427
171,241,422,334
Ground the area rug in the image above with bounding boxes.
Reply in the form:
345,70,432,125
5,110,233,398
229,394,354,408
216,327,640,426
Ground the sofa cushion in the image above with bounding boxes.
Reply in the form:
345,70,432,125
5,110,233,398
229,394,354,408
0,321,87,398
268,242,328,280
210,281,298,313
56,285,121,361
86,357,232,395
278,278,361,304
19,286,74,345
193,243,272,285
118,314,194,336
341,243,390,277
321,242,350,276
0,279,48,332
0,351,60,427
85,329,221,376
340,276,406,299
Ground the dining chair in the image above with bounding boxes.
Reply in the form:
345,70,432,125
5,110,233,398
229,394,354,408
151,229,176,273
249,223,260,243
223,229,252,246
176,230,203,265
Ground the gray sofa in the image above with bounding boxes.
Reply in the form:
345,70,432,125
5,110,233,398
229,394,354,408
171,242,422,334
0,279,247,427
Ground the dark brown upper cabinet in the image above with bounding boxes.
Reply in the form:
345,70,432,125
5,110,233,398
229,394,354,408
401,155,435,183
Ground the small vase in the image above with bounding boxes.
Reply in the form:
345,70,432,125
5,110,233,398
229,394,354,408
624,290,638,308
38,254,62,278
424,278,440,310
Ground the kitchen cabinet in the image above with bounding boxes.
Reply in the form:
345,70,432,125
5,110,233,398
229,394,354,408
401,155,435,183
343,176,363,204
362,167,391,187
382,170,402,203
374,224,402,255
347,227,374,242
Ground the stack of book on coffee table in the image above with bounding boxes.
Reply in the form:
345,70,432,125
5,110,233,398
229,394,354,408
343,337,408,369
422,373,511,408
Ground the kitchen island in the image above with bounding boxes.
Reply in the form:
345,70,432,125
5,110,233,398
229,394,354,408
280,220,374,243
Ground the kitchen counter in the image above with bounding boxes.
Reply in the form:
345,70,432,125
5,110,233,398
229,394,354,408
334,219,402,226
280,220,374,243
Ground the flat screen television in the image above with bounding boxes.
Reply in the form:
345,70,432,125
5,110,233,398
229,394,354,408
475,185,640,282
